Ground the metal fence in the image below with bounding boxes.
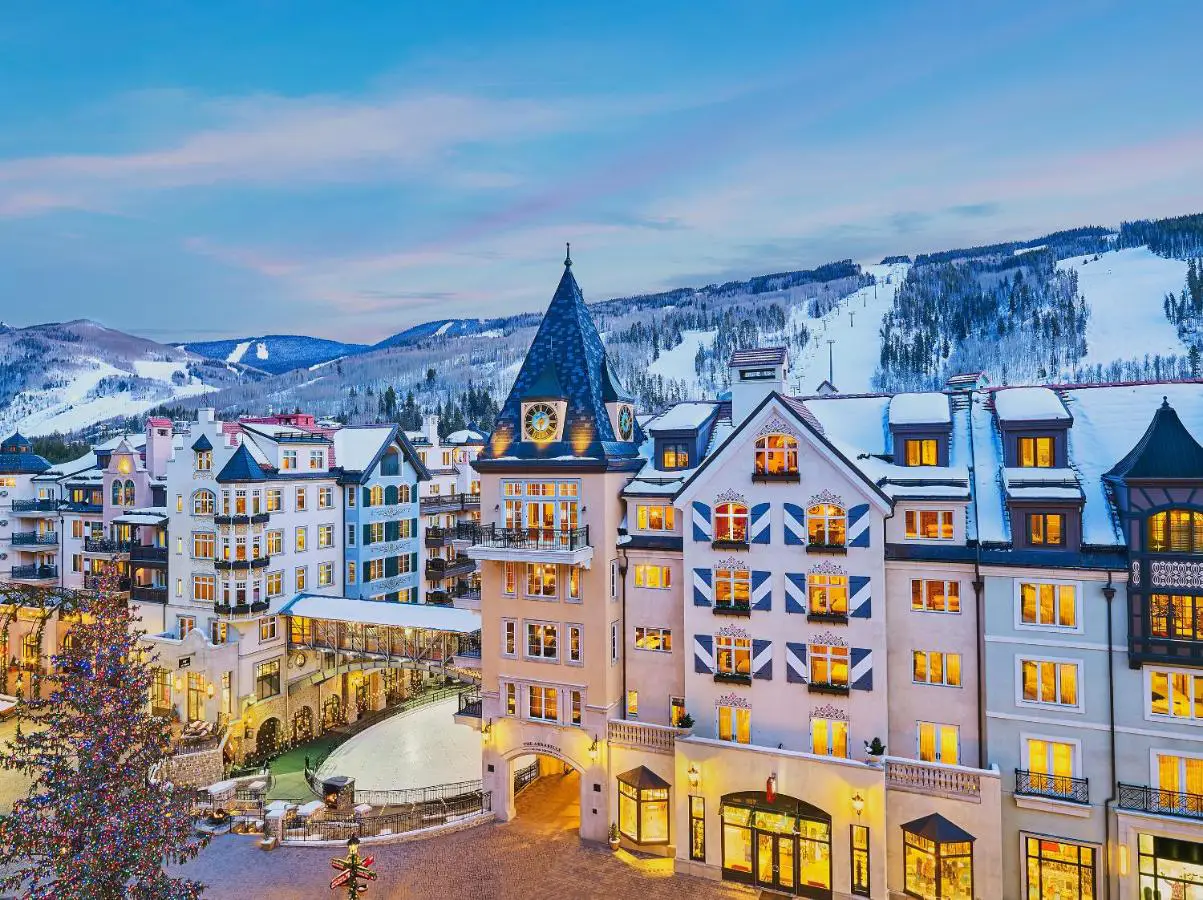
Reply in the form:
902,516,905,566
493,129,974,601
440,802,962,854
513,760,539,796
282,790,491,842
353,779,483,810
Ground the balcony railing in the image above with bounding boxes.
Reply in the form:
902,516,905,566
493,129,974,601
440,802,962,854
424,527,456,548
751,469,801,483
12,532,58,546
885,758,983,802
131,585,169,604
129,545,169,564
426,590,453,606
10,565,57,580
1015,769,1089,804
425,557,476,581
1118,782,1203,820
419,492,481,514
468,524,590,552
10,499,56,513
456,691,482,719
214,600,271,618
608,719,681,755
83,537,132,553
214,556,271,571
61,500,103,513
214,512,271,525
83,574,131,591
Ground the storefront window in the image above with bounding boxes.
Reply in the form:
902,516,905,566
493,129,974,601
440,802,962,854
690,796,706,861
851,825,871,896
617,767,670,845
719,792,832,896
902,815,974,900
1139,833,1203,900
1025,837,1093,899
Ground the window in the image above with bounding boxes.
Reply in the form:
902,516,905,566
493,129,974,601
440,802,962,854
192,532,215,559
913,651,962,687
811,716,849,757
661,442,690,470
755,434,798,475
282,450,297,470
294,526,307,552
72,519,84,540
505,683,517,716
904,825,973,900
1020,658,1079,708
255,659,281,700
261,489,278,512
366,559,384,581
1019,581,1077,629
195,448,213,471
528,685,558,722
717,704,750,743
808,573,848,617
318,524,333,548
192,575,215,603
567,625,582,663
525,563,557,598
714,567,750,611
570,690,582,725
369,485,384,507
690,797,706,862
904,438,938,466
151,668,172,706
618,774,669,845
192,490,215,516
345,486,357,507
234,489,247,514
716,635,751,676
917,722,959,764
610,559,618,600
318,562,333,586
714,502,748,543
20,633,40,664
309,450,324,470
850,825,871,897
503,562,517,596
634,564,671,589
904,509,954,540
1019,436,1055,468
626,690,638,718
634,626,672,652
1148,509,1203,553
611,621,619,663
175,578,183,597
568,567,581,601
637,505,675,531
295,566,307,592
318,487,333,509
1150,670,1203,721
1027,512,1065,547
808,503,846,547
502,620,517,656
259,617,278,642
809,644,849,688
1025,838,1092,900
366,521,384,544
911,579,960,613
1151,594,1203,641
1025,737,1077,795
526,622,558,660
294,487,307,512
671,697,687,727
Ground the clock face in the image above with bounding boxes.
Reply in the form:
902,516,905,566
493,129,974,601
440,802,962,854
618,405,634,440
524,403,559,442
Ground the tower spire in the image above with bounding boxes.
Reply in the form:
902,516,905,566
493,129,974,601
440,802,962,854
564,242,572,268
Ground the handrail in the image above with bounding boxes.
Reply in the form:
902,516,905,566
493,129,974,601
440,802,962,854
1015,768,1088,804
467,524,591,552
1118,781,1203,819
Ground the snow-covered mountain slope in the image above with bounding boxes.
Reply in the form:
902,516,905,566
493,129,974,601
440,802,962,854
0,320,258,437
178,334,368,375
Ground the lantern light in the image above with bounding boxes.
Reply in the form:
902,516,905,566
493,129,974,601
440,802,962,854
851,792,865,818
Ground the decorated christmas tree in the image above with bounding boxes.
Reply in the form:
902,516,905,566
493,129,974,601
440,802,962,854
0,566,209,899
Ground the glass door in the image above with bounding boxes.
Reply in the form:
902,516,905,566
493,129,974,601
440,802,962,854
186,672,206,722
755,832,797,892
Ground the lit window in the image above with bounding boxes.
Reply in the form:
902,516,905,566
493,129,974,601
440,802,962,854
266,572,283,597
503,562,517,595
714,568,750,611
1025,838,1091,900
626,690,639,718
634,626,672,652
1027,513,1065,547
636,505,675,531
1151,594,1203,641
295,487,307,512
318,524,333,548
1148,509,1203,553
618,774,669,845
755,434,798,475
505,683,517,715
192,491,215,516
295,567,307,592
309,450,324,470
1150,670,1203,721
570,690,582,725
195,450,212,472
917,721,959,764
661,443,690,470
1019,582,1077,629
717,704,750,743
911,579,960,613
634,564,671,589
809,644,849,688
295,527,307,552
808,503,846,547
808,573,848,617
525,622,558,660
567,625,582,663
811,716,848,757
192,532,215,559
715,635,751,676
904,509,954,540
318,562,333,586
903,822,972,900
267,530,283,555
714,503,749,543
259,617,278,642
281,450,297,470
255,659,281,699
192,575,215,603
318,487,333,509
1018,436,1055,468
528,685,558,722
266,489,282,512
1020,659,1079,707
913,650,962,687
904,438,938,466
526,563,557,597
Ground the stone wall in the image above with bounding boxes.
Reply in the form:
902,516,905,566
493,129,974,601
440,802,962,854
167,745,225,787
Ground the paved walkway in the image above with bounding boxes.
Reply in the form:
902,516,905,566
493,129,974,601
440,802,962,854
175,770,754,899
0,719,32,813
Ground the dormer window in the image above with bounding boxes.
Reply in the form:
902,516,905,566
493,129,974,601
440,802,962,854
1019,436,1055,468
308,450,324,470
1148,509,1203,553
1027,513,1065,547
662,443,690,470
904,439,938,467
754,434,798,477
282,450,297,470
195,450,212,472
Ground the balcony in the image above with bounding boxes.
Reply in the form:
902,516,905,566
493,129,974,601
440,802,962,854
10,499,56,513
425,557,477,581
83,537,131,554
885,758,985,802
12,531,58,546
608,720,683,754
1118,782,1203,820
61,500,103,513
214,600,271,619
465,524,593,568
807,681,850,696
420,492,480,515
1015,769,1089,805
131,584,169,605
713,671,752,686
213,512,271,526
214,556,271,571
425,590,453,606
129,545,169,564
713,603,751,617
806,542,848,556
453,691,483,727
10,565,57,581
424,527,456,548
83,573,130,592
751,470,800,483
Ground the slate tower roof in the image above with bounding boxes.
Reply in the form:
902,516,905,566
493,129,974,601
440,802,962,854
216,443,269,483
0,431,51,475
1106,397,1203,480
476,248,643,470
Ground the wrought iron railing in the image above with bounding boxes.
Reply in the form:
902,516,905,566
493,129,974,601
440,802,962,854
456,691,483,718
1118,782,1203,819
425,557,476,579
83,574,130,591
10,565,57,580
1015,769,1088,804
419,492,481,514
83,537,131,553
131,584,169,604
12,532,58,546
513,760,539,795
214,599,271,618
129,544,169,563
11,499,56,512
467,524,590,552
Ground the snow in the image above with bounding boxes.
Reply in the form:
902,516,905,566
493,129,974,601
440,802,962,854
225,341,252,364
993,386,1070,423
888,392,950,426
791,263,909,393
1057,247,1188,366
647,401,718,432
255,341,269,360
332,426,394,472
315,698,481,792
434,321,455,337
805,395,890,454
648,329,717,389
475,329,505,339
308,356,343,371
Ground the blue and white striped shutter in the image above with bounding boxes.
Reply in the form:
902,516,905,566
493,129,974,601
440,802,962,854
784,573,806,613
693,635,715,674
783,503,806,546
751,570,772,611
692,568,714,607
786,643,807,683
849,576,871,619
752,639,772,680
750,503,771,544
692,502,712,542
851,647,873,690
848,504,871,547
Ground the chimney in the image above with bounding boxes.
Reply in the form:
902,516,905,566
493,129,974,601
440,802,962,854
424,414,440,445
728,347,788,426
144,417,173,478
198,407,216,424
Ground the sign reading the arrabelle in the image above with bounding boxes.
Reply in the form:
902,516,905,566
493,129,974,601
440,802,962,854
521,740,561,755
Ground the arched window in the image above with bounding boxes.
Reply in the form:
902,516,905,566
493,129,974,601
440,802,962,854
755,434,798,476
111,481,122,506
192,490,215,516
369,485,384,507
808,503,846,548
123,480,135,506
384,485,399,505
715,502,749,543
1148,509,1203,553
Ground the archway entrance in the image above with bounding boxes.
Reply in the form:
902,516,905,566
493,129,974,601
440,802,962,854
321,694,345,731
507,752,582,838
256,717,282,757
291,706,314,744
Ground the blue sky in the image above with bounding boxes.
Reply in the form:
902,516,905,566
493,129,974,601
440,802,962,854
1,1,1201,342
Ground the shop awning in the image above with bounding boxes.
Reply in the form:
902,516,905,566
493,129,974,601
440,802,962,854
900,813,975,844
280,593,481,633
617,766,670,791
719,791,831,822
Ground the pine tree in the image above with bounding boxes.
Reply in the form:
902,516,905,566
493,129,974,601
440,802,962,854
0,569,208,899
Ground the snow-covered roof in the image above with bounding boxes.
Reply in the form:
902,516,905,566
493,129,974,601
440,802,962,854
888,392,951,427
332,426,395,472
280,594,480,633
729,347,787,367
993,387,1071,423
113,512,168,525
647,402,720,432
445,429,486,445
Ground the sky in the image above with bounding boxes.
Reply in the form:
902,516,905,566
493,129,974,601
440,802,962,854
1,1,1202,344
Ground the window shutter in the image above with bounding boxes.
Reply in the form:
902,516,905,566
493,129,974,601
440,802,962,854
385,556,399,578
851,647,873,691
362,487,371,507
786,642,807,683
691,502,712,542
362,524,371,546
848,504,871,547
752,639,772,680
751,570,772,611
693,635,715,674
750,502,771,544
849,576,871,618
386,520,400,542
783,503,806,546
785,573,806,613
692,568,713,607
410,551,418,573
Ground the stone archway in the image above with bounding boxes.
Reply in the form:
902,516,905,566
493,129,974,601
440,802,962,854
500,748,584,838
256,717,282,757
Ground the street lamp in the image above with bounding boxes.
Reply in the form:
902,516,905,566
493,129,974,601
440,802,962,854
588,734,600,762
